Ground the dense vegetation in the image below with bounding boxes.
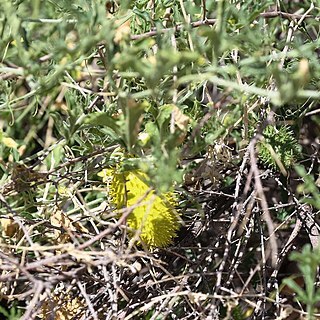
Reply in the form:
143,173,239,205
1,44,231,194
0,1,319,319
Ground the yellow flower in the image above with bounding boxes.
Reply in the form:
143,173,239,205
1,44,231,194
98,168,180,247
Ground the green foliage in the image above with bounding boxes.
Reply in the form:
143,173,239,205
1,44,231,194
0,304,23,320
257,125,301,172
295,165,320,210
231,304,246,320
282,245,320,320
0,0,319,318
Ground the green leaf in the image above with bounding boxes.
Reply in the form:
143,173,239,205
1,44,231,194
282,278,308,303
84,112,121,136
122,99,148,151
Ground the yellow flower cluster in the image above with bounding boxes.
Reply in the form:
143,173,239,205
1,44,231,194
98,168,180,248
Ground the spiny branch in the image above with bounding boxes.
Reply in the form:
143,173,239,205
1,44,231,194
131,11,317,41
131,19,216,40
